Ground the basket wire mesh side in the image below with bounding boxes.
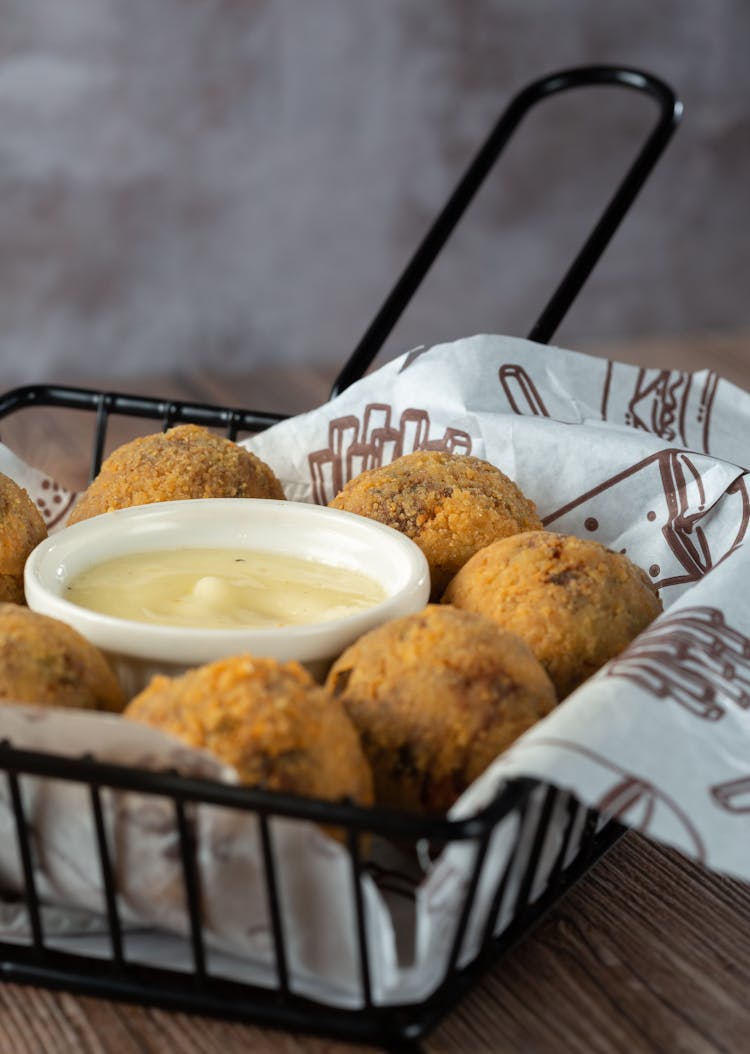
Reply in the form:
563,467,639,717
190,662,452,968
0,65,680,1047
0,743,623,1046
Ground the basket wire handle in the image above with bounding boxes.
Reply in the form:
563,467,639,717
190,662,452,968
329,65,682,399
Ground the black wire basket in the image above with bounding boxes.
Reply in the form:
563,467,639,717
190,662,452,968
0,67,681,1049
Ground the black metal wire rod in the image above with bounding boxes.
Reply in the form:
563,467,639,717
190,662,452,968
527,67,682,344
478,794,532,952
88,783,125,966
509,785,559,917
6,770,44,950
443,829,493,979
174,799,207,978
258,813,290,994
0,384,286,436
329,65,682,398
347,828,373,1009
0,741,531,843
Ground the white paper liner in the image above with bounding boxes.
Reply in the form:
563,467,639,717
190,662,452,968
0,705,399,1006
1,333,749,1006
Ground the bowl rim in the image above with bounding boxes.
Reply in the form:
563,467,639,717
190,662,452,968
23,498,431,664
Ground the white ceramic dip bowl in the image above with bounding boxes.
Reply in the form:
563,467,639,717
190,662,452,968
24,498,430,695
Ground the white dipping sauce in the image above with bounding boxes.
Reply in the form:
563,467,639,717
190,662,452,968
66,548,387,628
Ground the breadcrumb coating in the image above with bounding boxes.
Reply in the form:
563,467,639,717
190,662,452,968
330,450,540,599
0,603,125,711
326,604,556,813
125,655,373,805
68,424,284,524
443,531,662,699
0,473,47,604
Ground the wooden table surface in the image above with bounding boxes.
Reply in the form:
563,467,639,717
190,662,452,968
1,337,749,1054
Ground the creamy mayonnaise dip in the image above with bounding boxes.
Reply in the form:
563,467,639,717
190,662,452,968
65,548,386,628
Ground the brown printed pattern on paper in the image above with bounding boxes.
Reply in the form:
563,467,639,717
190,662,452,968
497,362,719,451
497,364,550,417
32,478,77,529
308,403,472,505
601,363,719,453
544,451,749,590
710,777,750,815
604,606,750,722
518,737,706,862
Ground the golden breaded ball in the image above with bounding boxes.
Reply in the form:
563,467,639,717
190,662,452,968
326,605,556,813
329,450,541,599
125,655,373,806
0,603,125,711
68,424,284,524
443,531,662,699
0,474,47,604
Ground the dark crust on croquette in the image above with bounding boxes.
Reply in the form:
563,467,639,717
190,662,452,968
329,450,541,599
0,603,125,711
443,530,663,699
125,655,373,806
326,604,556,814
68,424,284,523
0,474,47,604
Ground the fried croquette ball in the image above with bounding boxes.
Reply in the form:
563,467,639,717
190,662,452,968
443,531,663,699
0,603,125,711
125,655,373,806
326,605,556,813
67,424,284,524
0,474,47,604
329,450,541,599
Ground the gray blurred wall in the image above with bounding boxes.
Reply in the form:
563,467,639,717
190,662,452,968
0,0,747,385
